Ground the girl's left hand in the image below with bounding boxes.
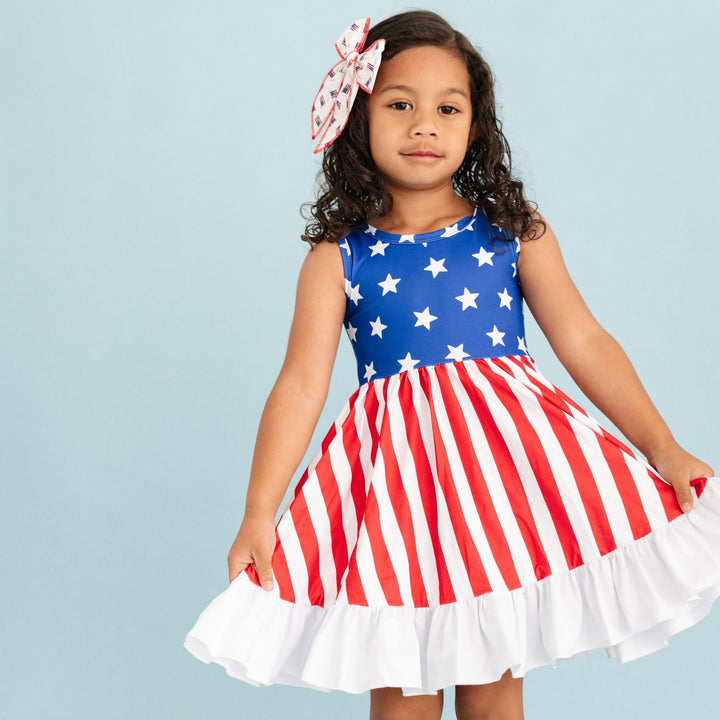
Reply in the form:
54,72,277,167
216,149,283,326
645,442,714,513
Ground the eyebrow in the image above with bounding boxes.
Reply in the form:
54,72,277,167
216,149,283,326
377,84,470,99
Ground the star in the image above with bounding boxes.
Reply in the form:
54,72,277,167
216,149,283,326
498,288,513,309
472,247,495,267
365,225,377,236
398,234,415,244
464,217,476,233
424,257,447,278
369,316,387,338
455,287,479,310
446,343,471,362
517,336,528,353
346,280,363,305
511,261,517,278
346,323,357,341
338,239,350,255
414,307,437,330
363,362,377,381
486,325,506,346
398,352,420,372
440,222,460,237
369,239,389,256
378,273,401,295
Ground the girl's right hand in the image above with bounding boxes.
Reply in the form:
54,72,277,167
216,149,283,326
227,514,277,589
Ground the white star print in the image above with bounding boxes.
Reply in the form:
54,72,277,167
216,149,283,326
345,280,363,305
498,288,513,309
346,323,357,341
455,287,479,310
366,225,377,236
472,247,494,267
414,307,437,330
369,239,389,256
339,239,350,255
440,222,460,237
464,217,476,233
511,262,517,278
378,273,401,295
369,316,387,338
446,343,471,362
486,325,506,346
424,257,447,278
398,352,420,372
517,336,528,353
363,362,377,381
398,234,415,244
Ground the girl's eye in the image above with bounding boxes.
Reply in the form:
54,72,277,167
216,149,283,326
389,101,411,111
438,105,460,115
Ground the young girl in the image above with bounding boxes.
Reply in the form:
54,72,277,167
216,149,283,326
185,11,720,719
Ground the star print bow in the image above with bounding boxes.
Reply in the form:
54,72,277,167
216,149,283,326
311,18,385,154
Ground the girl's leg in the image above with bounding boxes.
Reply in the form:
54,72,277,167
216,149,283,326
369,687,444,720
454,669,524,720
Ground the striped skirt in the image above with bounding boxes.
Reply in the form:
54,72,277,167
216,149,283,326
184,355,720,696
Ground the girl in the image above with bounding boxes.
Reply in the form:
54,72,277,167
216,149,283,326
185,11,720,720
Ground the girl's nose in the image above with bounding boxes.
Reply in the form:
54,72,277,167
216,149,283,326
410,109,438,136
413,126,437,137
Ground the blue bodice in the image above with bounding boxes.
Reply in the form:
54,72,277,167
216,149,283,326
340,208,530,385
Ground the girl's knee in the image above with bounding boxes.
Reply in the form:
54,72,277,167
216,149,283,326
369,686,444,720
454,671,525,720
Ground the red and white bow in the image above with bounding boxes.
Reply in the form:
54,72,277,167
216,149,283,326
311,18,385,154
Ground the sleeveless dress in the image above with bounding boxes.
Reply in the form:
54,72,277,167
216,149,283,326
184,208,720,697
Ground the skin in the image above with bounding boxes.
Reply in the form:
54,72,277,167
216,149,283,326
366,45,477,230
227,45,713,720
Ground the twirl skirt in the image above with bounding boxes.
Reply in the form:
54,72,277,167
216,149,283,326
184,355,720,696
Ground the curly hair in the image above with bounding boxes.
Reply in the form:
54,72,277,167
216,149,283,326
301,10,545,246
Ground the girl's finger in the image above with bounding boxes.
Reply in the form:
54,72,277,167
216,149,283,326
227,561,249,583
255,556,274,591
673,479,694,513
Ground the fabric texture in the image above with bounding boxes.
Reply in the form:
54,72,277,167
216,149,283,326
184,209,720,696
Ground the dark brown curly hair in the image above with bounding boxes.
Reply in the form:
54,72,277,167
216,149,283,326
301,10,545,246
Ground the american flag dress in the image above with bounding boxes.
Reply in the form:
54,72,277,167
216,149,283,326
184,208,720,697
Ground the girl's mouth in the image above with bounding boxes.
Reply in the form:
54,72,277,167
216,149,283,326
402,151,441,158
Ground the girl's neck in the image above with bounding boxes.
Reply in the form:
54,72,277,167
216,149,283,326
369,187,475,235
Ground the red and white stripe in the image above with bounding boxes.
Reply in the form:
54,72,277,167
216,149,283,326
245,355,706,608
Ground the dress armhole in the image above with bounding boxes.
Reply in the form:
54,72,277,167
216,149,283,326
338,234,353,324
339,235,353,286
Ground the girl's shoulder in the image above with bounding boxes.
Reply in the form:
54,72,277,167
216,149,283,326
292,241,347,323
304,237,346,267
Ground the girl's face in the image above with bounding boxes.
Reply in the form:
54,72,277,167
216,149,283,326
367,45,475,197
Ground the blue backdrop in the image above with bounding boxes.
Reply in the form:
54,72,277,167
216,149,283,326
1,1,718,718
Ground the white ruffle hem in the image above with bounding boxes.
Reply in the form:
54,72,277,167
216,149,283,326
184,478,720,697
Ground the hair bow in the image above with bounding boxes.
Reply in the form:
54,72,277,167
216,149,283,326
311,18,385,154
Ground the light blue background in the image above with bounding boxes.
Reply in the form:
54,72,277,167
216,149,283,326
2,1,718,718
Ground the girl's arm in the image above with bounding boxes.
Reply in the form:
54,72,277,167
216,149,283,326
518,216,713,513
227,240,346,587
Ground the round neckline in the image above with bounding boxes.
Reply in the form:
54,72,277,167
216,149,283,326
362,208,478,245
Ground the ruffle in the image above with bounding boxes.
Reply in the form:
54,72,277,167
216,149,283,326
184,478,720,697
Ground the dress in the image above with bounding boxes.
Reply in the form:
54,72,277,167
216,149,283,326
184,208,720,697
